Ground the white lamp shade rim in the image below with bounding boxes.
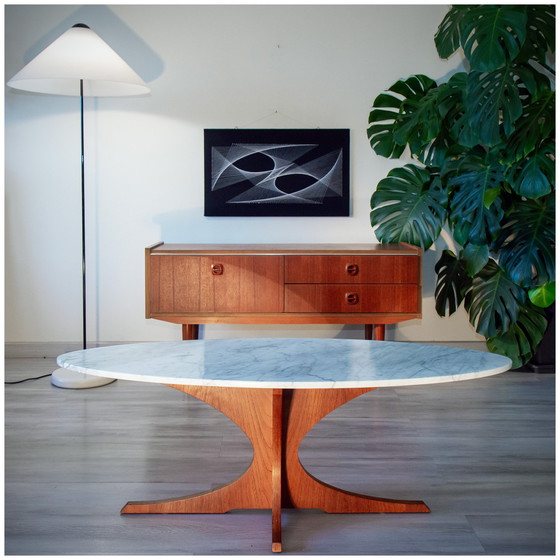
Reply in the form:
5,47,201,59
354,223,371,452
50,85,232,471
7,77,150,97
7,25,150,97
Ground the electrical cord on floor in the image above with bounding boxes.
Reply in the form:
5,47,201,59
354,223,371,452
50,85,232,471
5,374,53,385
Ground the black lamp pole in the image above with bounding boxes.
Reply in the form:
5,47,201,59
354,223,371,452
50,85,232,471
80,78,87,350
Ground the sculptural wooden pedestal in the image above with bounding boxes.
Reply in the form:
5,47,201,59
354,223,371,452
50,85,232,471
121,385,430,552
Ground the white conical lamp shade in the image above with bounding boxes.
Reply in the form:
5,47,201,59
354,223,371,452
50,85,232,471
7,23,150,97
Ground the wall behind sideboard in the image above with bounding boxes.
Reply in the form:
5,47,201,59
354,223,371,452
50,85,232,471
5,4,483,354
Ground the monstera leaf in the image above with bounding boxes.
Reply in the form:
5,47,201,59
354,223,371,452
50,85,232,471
466,66,523,146
370,164,447,249
459,5,528,72
504,90,555,163
487,304,548,369
440,73,480,149
395,88,442,156
464,260,527,338
448,155,505,246
368,75,438,159
508,141,555,199
462,243,489,277
529,282,556,308
435,5,528,69
494,197,555,288
434,5,467,59
368,92,407,159
434,250,469,317
519,5,556,65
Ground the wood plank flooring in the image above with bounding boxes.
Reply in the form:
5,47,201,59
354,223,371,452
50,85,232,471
5,357,555,555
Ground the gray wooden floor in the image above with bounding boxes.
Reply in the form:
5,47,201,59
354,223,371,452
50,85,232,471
5,357,555,555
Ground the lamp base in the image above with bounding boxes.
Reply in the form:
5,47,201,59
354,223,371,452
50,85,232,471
51,368,116,389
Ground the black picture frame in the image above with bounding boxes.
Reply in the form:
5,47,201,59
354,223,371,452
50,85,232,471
204,129,350,217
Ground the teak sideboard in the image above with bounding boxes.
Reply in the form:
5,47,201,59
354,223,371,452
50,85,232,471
145,243,422,341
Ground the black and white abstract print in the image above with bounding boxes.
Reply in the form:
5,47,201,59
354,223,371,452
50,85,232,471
204,129,350,216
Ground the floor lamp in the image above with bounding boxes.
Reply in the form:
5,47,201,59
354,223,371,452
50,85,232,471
8,23,150,389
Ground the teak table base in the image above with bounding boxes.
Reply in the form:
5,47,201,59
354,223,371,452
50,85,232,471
121,385,430,552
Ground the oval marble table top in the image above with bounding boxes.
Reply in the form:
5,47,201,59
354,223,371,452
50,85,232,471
57,338,512,389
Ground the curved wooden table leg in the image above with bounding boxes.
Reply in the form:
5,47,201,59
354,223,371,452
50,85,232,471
121,384,429,552
121,385,273,514
272,389,283,552
281,388,430,513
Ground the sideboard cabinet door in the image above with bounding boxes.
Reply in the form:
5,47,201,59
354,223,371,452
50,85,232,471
148,255,284,313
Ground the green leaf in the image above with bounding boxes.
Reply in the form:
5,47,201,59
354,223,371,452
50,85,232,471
529,282,556,308
448,155,505,246
373,93,403,109
367,123,407,159
434,6,469,59
462,244,489,277
483,185,501,209
494,197,555,288
504,90,555,163
414,77,468,165
370,164,447,249
368,75,438,159
460,5,528,72
442,73,479,148
487,304,548,368
395,89,441,154
508,142,554,199
519,5,556,66
464,260,527,338
434,250,469,316
466,66,523,146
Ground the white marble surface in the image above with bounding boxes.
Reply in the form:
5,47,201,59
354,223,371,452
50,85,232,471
57,339,512,389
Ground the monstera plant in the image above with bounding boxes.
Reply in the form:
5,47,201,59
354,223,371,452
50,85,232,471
368,5,555,368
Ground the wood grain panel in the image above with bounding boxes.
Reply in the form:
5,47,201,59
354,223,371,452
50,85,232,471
272,389,283,553
285,255,419,284
121,385,273,514
148,255,283,314
281,388,429,513
147,255,175,313
284,284,419,313
205,255,283,313
173,256,204,312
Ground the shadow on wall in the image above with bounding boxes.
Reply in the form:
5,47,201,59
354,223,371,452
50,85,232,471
14,5,163,84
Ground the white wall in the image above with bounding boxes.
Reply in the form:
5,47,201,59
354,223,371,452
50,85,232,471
5,4,484,353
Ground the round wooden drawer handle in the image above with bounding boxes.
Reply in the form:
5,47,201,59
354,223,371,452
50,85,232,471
345,292,359,305
211,264,224,275
346,264,359,276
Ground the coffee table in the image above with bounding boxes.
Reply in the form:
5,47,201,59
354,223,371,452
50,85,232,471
57,338,511,552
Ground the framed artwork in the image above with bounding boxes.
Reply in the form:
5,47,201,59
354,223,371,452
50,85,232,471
204,129,350,217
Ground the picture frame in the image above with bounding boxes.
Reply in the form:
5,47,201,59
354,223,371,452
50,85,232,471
204,129,350,217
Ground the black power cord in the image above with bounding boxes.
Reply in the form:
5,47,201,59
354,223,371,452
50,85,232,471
5,373,53,385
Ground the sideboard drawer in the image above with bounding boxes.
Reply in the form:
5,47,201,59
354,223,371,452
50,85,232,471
285,255,419,284
284,284,419,313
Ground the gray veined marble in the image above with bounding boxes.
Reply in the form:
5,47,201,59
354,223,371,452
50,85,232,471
57,338,512,388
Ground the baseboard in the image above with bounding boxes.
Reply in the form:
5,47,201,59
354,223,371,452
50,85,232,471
4,342,133,359
5,339,488,359
5,343,79,359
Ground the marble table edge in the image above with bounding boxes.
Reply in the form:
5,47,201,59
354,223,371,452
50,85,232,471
55,361,512,389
